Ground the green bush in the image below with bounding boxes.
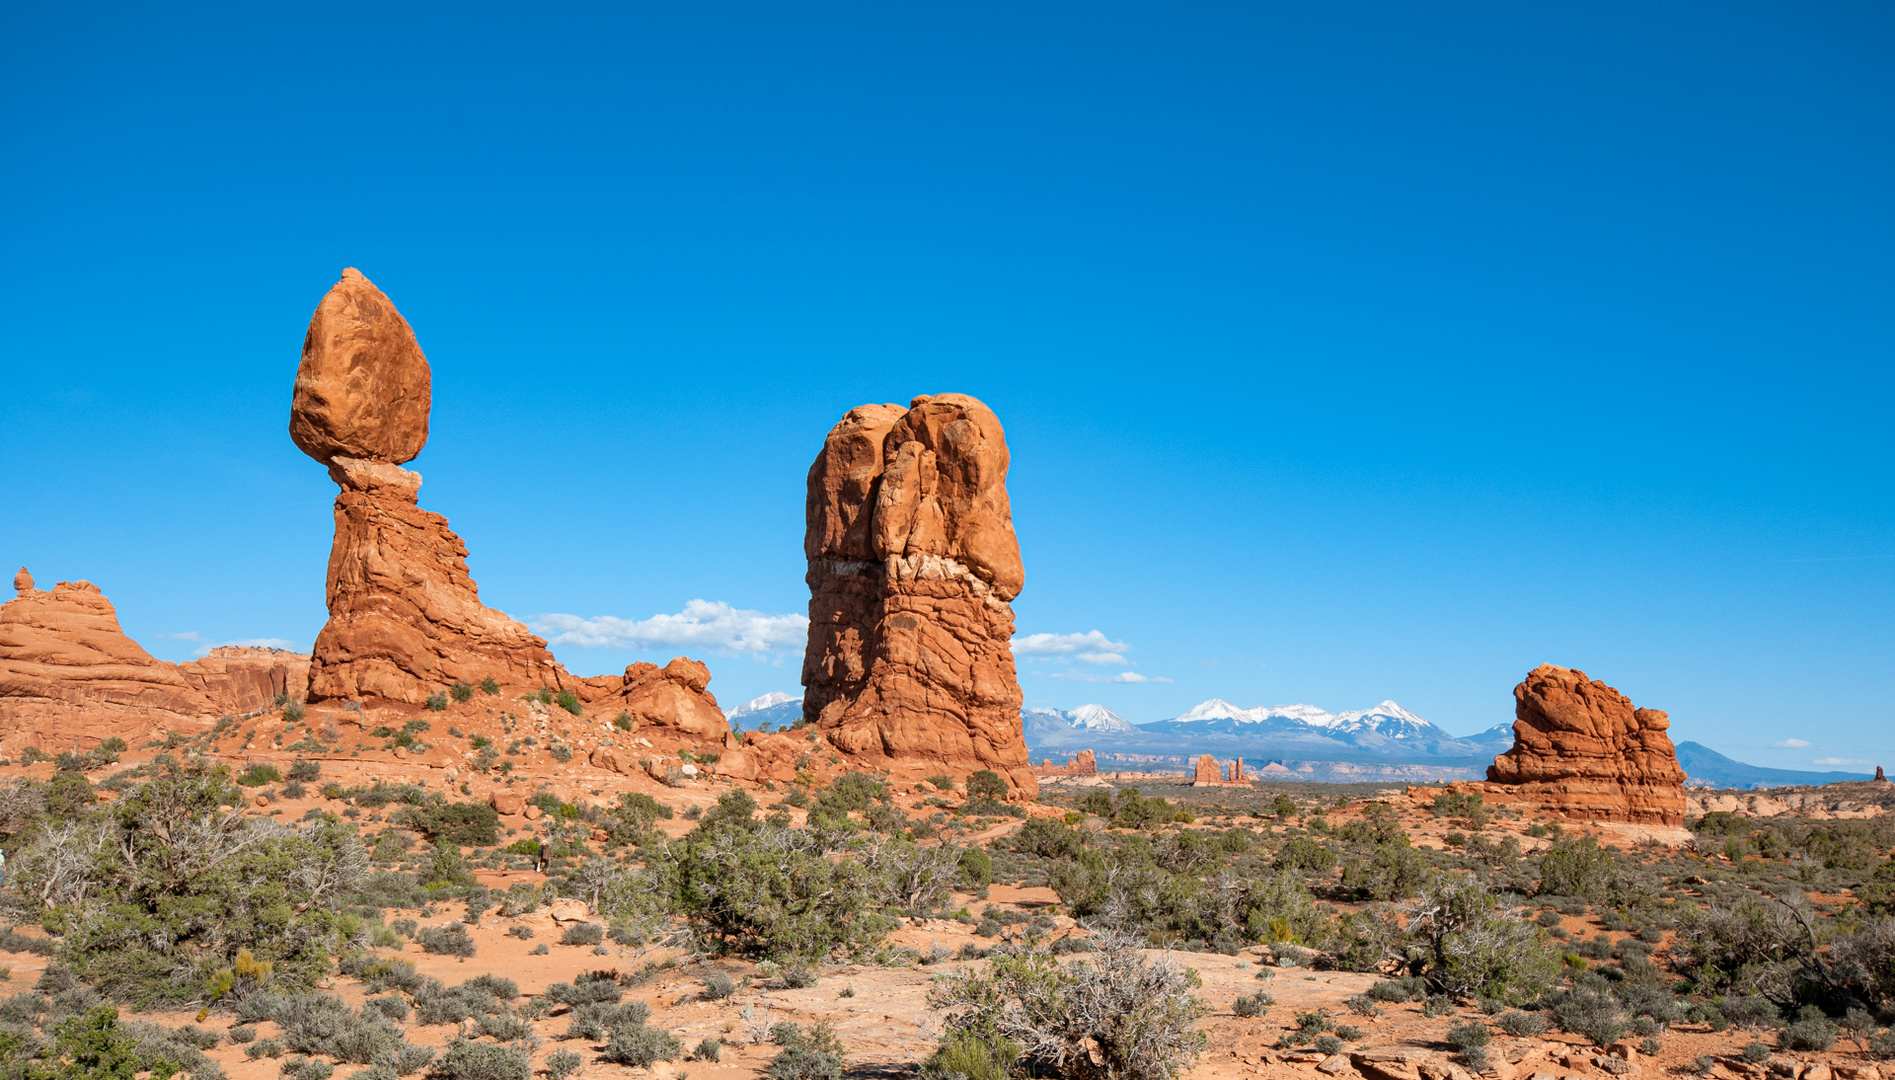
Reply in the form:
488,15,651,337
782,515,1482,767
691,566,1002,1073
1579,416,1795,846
401,801,500,846
601,1023,682,1067
1742,1042,1772,1063
1781,1008,1837,1052
426,693,449,712
1446,1022,1491,1050
555,690,583,716
1233,993,1271,1017
236,763,283,786
418,924,477,957
1497,1011,1547,1037
450,682,474,704
922,1029,1019,1080
560,922,604,947
958,847,994,888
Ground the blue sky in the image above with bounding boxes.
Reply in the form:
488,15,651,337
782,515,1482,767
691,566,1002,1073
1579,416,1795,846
2,3,1890,770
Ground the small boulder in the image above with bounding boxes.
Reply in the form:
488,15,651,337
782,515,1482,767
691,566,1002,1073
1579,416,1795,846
490,791,524,815
524,804,542,820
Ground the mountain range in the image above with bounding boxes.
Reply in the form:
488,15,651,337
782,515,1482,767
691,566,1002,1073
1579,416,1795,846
1674,742,1877,789
1024,699,1516,764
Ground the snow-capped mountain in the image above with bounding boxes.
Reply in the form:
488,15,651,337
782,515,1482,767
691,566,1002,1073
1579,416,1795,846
1022,705,1136,739
1068,704,1136,733
725,692,804,730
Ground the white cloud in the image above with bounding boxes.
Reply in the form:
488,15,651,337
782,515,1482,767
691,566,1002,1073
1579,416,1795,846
1814,757,1876,767
1011,630,1132,665
1772,738,1812,748
1047,671,1174,684
193,637,301,658
531,600,808,656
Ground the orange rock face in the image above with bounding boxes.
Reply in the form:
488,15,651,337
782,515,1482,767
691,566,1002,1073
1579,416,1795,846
0,577,216,749
290,268,431,465
176,646,313,714
599,659,727,739
803,394,1035,796
1486,663,1687,825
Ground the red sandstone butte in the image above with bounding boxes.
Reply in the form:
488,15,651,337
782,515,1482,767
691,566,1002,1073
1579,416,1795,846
1485,663,1687,825
803,394,1035,796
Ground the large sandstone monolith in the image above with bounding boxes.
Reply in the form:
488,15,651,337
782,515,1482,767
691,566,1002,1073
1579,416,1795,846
0,576,216,748
803,394,1035,796
1486,663,1687,825
293,270,566,704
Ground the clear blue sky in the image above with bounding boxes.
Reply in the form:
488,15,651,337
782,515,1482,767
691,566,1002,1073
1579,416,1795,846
2,3,1889,770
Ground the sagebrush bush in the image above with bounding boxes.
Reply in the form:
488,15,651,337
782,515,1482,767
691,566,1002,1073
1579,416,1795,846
418,923,477,957
560,922,605,947
921,1029,1018,1080
769,1020,846,1080
1497,1011,1547,1037
426,1037,530,1080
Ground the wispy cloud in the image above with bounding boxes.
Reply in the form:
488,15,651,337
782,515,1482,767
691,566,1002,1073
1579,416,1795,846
1047,671,1174,684
1814,757,1875,767
531,600,808,656
1772,738,1812,748
157,631,207,642
1011,630,1132,666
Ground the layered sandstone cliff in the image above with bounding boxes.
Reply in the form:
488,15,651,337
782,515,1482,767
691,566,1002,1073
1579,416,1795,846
0,572,215,748
803,394,1035,796
1486,663,1687,825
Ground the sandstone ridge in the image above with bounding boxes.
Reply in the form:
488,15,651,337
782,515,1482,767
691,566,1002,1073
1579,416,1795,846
803,394,1036,796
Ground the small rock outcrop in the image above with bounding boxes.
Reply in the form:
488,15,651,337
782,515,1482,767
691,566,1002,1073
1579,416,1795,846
803,394,1035,796
1191,754,1246,786
1486,663,1687,825
600,658,727,739
0,576,216,748
1034,749,1098,777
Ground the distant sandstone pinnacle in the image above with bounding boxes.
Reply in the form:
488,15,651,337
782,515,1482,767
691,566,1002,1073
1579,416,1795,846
1486,663,1687,826
803,393,1036,796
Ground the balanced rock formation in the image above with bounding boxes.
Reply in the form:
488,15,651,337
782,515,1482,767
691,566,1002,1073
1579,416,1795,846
291,269,724,733
292,271,570,703
1486,664,1687,825
803,394,1035,796
0,576,216,748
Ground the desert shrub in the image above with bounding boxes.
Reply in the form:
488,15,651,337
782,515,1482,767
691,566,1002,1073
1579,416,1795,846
249,1036,287,1058
769,1020,846,1080
426,1037,530,1080
1013,818,1085,859
1497,1011,1548,1037
449,682,474,704
601,1022,683,1067
1406,873,1560,1004
229,1023,258,1043
1274,836,1338,873
1537,838,1628,906
1343,843,1429,900
927,930,1207,1080
364,996,409,1022
426,693,449,712
959,847,995,888
692,1036,724,1062
400,801,500,846
1334,1024,1363,1041
1233,994,1270,1017
1544,987,1629,1047
560,922,605,946
1780,1007,1837,1052
544,1049,583,1080
1367,979,1421,1003
922,1029,1019,1080
1717,994,1781,1029
702,972,737,1000
1456,1046,1490,1071
546,974,625,1007
1742,1042,1772,1063
658,821,894,959
506,924,534,940
479,1011,533,1041
1446,1022,1491,1050
418,923,477,957
237,763,283,786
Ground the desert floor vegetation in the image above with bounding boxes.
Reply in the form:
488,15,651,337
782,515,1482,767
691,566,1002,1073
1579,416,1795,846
0,741,1894,1080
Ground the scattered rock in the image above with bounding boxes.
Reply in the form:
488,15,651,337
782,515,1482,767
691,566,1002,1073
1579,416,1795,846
489,791,524,815
545,898,589,923
523,804,542,821
1484,663,1688,825
1319,1055,1359,1077
802,394,1036,796
588,745,631,775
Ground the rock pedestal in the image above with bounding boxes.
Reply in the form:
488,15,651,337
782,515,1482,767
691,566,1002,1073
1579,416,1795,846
1485,664,1687,825
803,394,1035,796
1033,749,1099,778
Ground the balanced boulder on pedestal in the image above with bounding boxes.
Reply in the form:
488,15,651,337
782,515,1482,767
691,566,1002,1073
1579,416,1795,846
803,394,1035,796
